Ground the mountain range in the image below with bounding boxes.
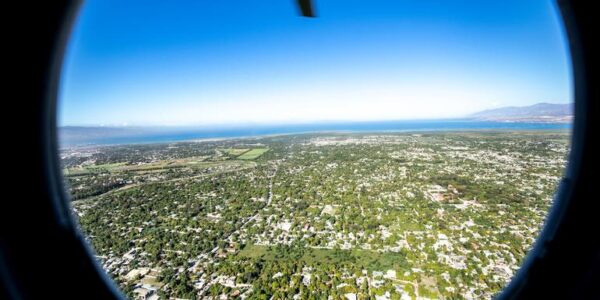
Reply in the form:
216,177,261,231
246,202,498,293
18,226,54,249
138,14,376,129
469,102,573,123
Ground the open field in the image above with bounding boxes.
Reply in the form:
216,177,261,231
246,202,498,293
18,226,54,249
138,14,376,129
223,148,250,156
64,156,211,176
237,148,269,160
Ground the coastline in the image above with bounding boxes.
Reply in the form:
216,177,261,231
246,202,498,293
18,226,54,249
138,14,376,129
59,121,571,149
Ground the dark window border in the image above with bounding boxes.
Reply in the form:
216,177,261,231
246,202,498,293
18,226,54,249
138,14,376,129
1,1,597,299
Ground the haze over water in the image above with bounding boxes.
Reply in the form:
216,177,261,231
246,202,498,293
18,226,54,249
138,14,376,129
59,120,570,147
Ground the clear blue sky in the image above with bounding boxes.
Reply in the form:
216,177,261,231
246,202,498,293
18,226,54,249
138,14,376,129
59,0,572,126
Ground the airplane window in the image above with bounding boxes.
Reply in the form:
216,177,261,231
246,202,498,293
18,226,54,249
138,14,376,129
58,1,573,299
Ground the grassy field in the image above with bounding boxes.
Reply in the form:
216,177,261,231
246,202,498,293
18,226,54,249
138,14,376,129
63,162,128,175
63,156,219,176
237,148,269,160
65,148,269,176
237,244,409,271
223,148,250,156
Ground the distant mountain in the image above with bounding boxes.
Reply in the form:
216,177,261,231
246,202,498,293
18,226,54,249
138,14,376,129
469,102,573,123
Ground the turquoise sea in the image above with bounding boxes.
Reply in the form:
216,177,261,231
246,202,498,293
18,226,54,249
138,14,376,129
59,119,571,147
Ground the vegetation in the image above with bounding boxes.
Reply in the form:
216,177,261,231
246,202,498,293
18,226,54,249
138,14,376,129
237,148,270,160
64,131,569,299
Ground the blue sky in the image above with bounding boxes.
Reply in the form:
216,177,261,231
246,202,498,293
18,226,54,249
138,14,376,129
59,0,572,126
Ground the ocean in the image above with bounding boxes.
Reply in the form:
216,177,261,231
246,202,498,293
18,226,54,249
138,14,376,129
59,119,571,148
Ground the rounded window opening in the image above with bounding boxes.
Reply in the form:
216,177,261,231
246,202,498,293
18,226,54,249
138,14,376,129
58,1,573,299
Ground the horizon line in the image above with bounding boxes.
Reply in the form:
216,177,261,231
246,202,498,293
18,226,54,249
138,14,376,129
58,101,573,128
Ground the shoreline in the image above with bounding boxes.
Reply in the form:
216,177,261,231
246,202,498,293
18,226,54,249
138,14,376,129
59,126,571,150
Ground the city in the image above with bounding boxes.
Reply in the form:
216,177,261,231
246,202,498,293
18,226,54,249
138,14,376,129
64,131,569,299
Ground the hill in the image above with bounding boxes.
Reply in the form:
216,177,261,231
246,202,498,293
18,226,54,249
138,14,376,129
469,102,573,122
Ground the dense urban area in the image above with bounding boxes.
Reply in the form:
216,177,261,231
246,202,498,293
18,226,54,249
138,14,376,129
62,131,569,300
